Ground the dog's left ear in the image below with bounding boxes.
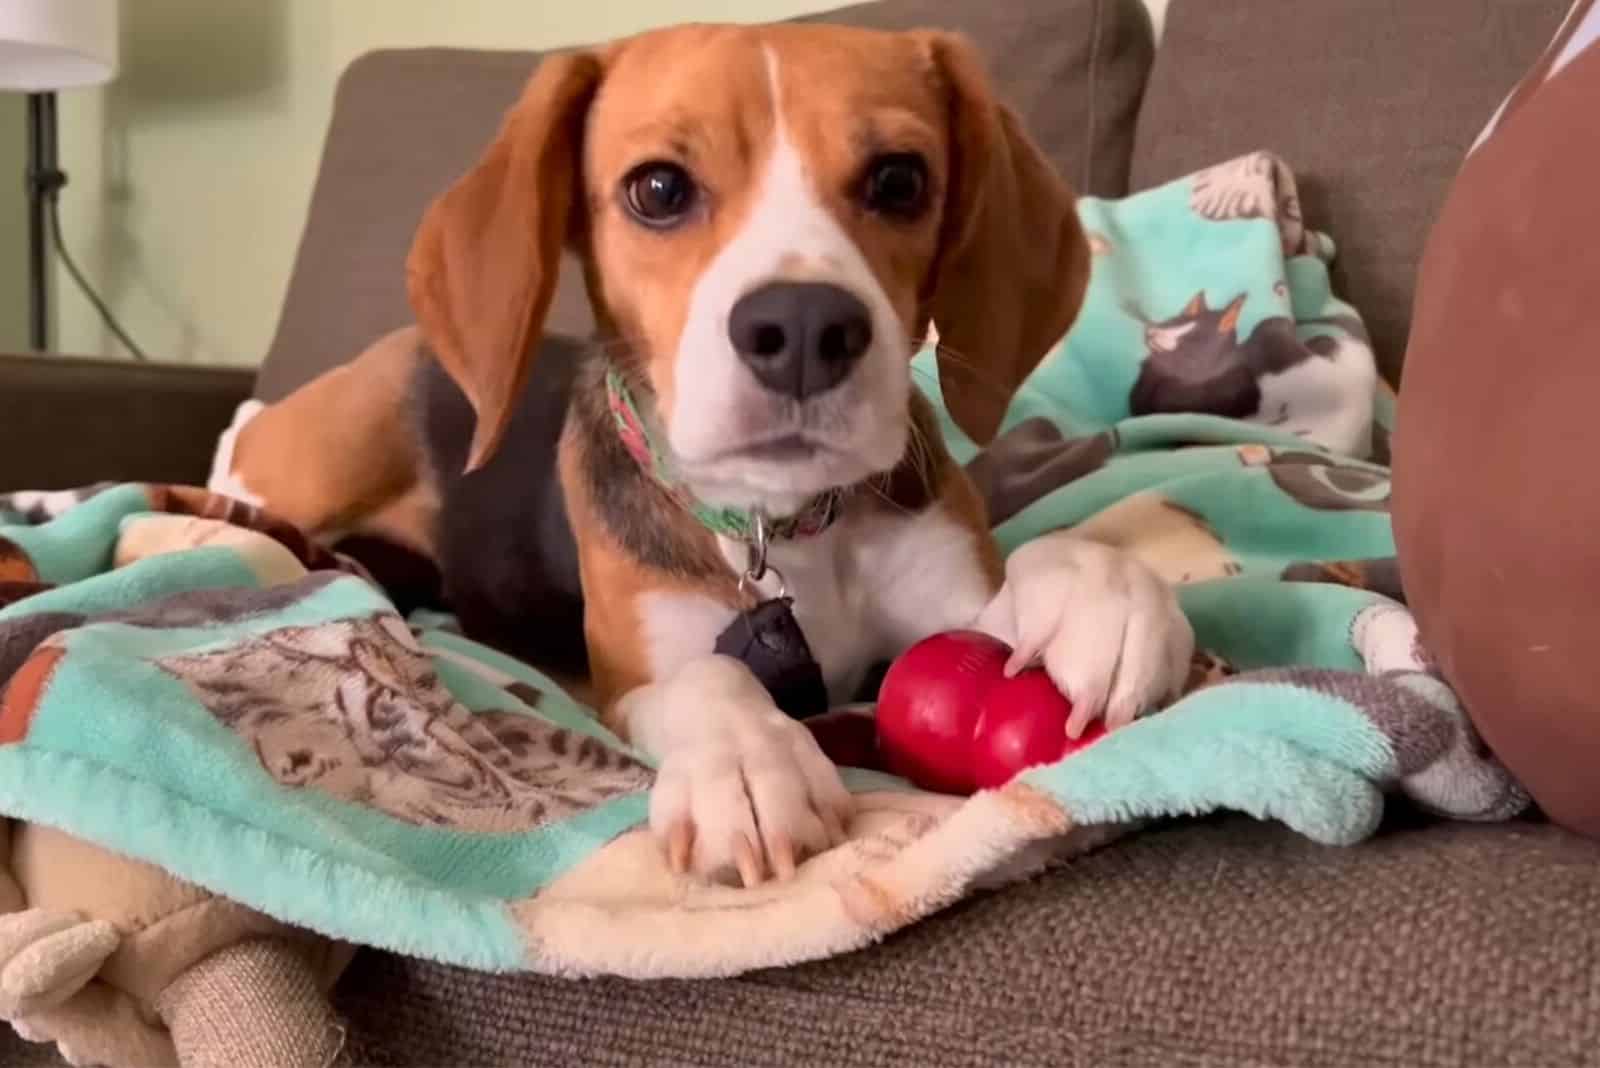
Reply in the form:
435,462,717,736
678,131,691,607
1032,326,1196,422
917,32,1091,445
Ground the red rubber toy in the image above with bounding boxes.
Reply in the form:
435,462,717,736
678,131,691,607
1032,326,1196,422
875,630,1106,794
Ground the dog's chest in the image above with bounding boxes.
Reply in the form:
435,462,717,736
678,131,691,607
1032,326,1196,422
635,522,888,704
635,508,991,705
750,525,883,702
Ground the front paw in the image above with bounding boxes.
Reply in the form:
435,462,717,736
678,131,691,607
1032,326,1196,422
976,534,1194,736
632,657,854,886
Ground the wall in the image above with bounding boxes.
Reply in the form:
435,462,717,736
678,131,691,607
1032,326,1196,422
0,95,25,351
11,0,1167,366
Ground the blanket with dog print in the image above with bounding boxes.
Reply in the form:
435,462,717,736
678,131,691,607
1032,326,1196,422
0,151,1526,980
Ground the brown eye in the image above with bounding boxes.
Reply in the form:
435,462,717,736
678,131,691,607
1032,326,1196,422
622,162,697,227
862,153,929,219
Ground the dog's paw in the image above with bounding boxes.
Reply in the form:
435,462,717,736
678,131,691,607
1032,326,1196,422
625,656,853,886
976,532,1194,736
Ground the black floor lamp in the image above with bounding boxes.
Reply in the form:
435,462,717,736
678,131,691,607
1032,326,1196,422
0,1,120,352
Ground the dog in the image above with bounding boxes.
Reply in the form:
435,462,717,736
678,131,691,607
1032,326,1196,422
231,22,1197,888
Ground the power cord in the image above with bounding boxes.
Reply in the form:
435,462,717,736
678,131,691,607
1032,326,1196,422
45,195,151,362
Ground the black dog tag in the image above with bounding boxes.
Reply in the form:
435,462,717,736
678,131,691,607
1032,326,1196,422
714,597,829,720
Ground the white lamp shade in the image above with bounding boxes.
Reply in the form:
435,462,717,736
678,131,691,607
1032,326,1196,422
0,0,119,91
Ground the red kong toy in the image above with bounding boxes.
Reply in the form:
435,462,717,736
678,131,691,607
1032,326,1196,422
875,631,1107,794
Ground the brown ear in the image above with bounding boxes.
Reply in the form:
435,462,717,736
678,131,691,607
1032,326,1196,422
919,32,1091,445
406,51,602,471
1218,293,1247,334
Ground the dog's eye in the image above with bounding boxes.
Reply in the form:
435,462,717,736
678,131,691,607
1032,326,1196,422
862,153,929,219
622,162,698,227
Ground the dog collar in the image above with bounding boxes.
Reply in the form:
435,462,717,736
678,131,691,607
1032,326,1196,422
604,368,841,543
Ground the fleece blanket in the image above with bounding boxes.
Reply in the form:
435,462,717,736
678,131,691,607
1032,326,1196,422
0,152,1527,978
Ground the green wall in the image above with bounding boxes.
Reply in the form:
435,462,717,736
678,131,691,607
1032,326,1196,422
0,95,24,351
4,0,1165,366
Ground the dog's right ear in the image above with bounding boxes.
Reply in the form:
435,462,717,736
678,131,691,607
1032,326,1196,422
406,51,602,472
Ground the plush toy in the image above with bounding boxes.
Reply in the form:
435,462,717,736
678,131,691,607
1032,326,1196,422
875,631,1106,794
0,516,355,1068
0,821,352,1068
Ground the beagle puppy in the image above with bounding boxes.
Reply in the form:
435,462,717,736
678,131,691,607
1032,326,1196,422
407,23,1195,887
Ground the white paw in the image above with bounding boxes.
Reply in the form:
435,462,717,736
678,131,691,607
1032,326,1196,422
976,532,1194,736
622,656,854,886
206,398,266,505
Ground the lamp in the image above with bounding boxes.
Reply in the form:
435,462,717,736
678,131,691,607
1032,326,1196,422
0,0,120,351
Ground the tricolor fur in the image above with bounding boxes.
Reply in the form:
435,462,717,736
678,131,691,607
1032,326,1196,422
239,23,1198,888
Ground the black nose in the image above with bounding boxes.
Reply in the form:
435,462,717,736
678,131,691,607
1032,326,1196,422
727,282,874,400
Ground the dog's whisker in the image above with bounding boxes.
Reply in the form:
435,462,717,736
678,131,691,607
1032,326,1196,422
904,416,939,500
588,339,658,396
909,362,1016,407
586,334,655,368
915,340,1062,415
906,340,1022,405
589,342,647,365
859,472,919,517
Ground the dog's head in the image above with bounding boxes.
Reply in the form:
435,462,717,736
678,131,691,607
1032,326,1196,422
408,23,1089,511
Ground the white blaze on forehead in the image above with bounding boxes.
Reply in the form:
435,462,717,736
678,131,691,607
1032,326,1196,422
666,45,909,484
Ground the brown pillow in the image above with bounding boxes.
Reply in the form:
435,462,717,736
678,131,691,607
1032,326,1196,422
1394,4,1600,838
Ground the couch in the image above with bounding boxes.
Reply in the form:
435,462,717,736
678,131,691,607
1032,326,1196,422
5,0,1597,1065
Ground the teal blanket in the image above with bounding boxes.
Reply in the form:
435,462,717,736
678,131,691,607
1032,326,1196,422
0,153,1525,979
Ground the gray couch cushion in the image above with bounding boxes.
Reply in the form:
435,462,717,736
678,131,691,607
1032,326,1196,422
254,0,1154,401
334,816,1600,1067
796,0,1154,197
1129,0,1570,383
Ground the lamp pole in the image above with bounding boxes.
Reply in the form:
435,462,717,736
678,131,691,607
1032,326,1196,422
24,90,63,351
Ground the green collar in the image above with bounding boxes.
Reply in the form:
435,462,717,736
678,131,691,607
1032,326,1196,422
604,369,841,543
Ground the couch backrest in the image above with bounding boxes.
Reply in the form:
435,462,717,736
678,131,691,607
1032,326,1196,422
1130,0,1570,383
254,0,1155,400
